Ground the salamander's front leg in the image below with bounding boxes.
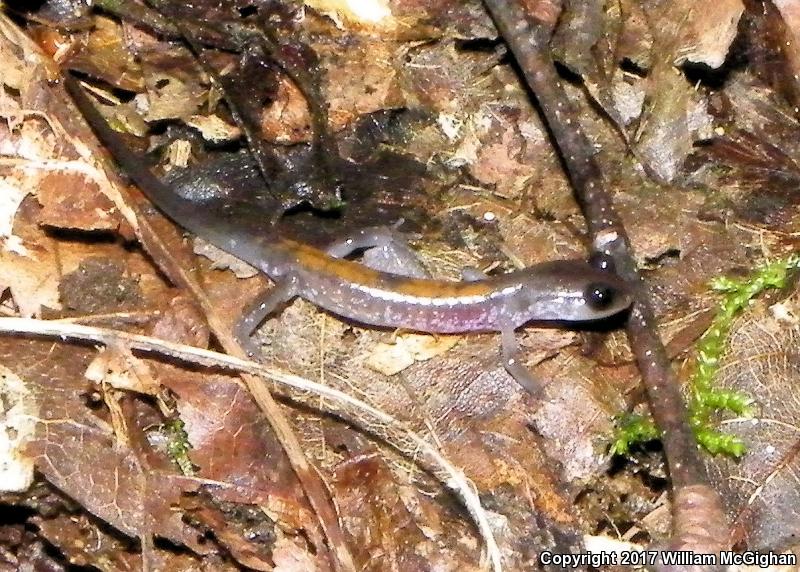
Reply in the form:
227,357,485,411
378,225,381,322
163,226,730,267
234,276,299,359
324,225,428,278
460,266,487,281
500,328,543,395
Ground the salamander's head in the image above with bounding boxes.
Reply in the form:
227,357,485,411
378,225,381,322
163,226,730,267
518,256,633,324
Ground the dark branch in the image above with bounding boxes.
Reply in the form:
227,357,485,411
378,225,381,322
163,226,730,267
482,0,730,559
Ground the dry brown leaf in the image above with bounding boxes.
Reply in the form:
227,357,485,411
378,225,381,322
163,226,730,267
260,78,314,144
272,533,322,572
84,344,161,396
186,113,242,144
673,0,744,69
332,454,482,571
60,15,144,92
36,171,119,231
321,36,405,129
161,371,323,549
0,203,61,317
706,292,800,551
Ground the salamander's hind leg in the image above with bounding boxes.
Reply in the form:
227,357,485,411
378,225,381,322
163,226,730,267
500,328,543,395
324,224,429,278
234,277,299,360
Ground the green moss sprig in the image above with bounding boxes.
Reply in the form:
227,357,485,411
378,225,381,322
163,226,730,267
165,418,196,476
610,413,662,456
612,254,800,457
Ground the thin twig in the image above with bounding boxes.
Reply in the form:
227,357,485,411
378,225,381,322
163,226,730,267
0,316,502,572
482,0,730,560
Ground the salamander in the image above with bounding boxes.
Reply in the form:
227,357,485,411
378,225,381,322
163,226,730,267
66,75,632,394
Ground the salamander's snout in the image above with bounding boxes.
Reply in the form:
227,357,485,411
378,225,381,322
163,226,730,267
511,259,633,325
580,253,633,317
585,282,615,310
521,258,634,323
582,278,633,318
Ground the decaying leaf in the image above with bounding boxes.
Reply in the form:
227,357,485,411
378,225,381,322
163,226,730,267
706,292,800,551
365,332,459,375
0,364,37,493
36,171,119,231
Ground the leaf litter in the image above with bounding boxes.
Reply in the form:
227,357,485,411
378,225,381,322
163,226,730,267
0,0,798,570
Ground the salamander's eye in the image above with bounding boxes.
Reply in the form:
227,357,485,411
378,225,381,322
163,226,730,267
588,252,615,273
585,282,614,310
